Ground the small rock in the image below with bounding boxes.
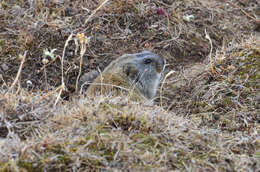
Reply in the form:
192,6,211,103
1,63,9,71
26,80,33,87
183,15,195,22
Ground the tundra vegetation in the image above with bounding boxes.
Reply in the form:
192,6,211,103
0,0,259,171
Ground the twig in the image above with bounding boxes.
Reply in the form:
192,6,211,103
61,34,73,89
205,29,216,74
160,70,176,107
35,85,63,104
75,35,87,92
84,0,110,24
37,55,60,73
205,29,213,63
9,51,28,92
54,86,64,106
75,53,83,92
52,33,73,106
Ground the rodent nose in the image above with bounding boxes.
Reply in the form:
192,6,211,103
153,55,165,73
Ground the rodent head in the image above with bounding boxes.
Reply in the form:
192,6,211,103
106,50,165,99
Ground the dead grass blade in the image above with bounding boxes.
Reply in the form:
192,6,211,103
7,51,27,94
84,0,110,24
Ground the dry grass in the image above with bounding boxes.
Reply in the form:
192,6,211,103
0,0,260,171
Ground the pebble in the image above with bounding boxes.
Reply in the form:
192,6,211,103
1,63,9,71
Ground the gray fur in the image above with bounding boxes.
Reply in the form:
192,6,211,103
118,50,165,99
81,50,165,100
79,70,99,93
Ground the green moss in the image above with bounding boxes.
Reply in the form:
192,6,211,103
0,2,9,9
46,144,65,155
17,161,36,172
221,118,233,128
240,87,251,99
221,97,234,107
238,48,260,88
205,105,214,112
130,133,161,149
255,152,260,158
57,154,71,164
0,160,37,172
198,153,209,160
0,162,13,172
197,101,207,108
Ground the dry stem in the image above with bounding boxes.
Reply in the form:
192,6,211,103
84,0,110,24
8,51,27,93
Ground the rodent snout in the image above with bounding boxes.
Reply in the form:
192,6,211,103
153,55,165,74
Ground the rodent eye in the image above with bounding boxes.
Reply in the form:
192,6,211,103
144,58,152,64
